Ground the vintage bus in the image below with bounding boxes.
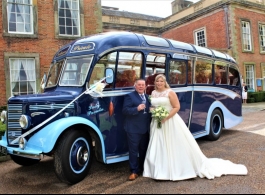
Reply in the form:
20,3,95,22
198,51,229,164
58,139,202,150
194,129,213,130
0,31,243,184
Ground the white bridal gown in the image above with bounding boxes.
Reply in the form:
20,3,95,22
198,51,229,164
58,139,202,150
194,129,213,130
143,89,248,181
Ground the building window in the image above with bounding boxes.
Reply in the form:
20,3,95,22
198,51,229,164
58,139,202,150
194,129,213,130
245,64,255,91
9,58,36,96
259,23,265,52
262,63,265,91
194,28,206,47
58,0,80,36
147,21,156,27
7,0,33,34
109,16,120,23
130,19,139,25
241,21,252,52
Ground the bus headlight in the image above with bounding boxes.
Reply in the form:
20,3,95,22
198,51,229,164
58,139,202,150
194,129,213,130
64,112,70,117
0,110,7,124
18,137,27,150
19,115,31,129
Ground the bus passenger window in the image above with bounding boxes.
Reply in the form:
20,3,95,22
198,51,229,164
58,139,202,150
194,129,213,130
89,52,117,89
169,60,187,85
229,67,240,86
214,64,227,85
145,53,166,94
115,52,142,88
195,59,213,84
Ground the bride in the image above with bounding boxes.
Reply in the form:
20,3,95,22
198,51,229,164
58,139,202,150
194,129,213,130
143,74,248,181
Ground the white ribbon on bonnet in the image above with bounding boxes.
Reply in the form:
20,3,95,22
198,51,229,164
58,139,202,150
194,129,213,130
11,76,109,144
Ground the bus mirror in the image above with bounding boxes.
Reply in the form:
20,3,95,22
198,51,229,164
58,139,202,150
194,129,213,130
105,68,114,84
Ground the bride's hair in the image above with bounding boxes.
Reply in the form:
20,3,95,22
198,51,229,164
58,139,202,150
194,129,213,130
154,74,170,90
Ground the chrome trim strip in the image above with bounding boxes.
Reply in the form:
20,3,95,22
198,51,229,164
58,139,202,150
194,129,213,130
189,89,195,129
192,130,207,137
106,153,129,164
12,151,43,160
30,104,75,110
90,89,134,97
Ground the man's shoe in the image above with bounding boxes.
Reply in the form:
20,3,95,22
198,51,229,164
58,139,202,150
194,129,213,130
128,173,138,181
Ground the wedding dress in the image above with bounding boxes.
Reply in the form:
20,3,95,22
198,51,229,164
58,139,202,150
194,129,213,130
143,89,248,181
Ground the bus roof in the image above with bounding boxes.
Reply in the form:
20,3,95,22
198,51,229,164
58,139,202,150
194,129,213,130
52,31,236,64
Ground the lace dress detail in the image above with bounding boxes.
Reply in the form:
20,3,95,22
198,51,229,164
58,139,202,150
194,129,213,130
151,89,170,98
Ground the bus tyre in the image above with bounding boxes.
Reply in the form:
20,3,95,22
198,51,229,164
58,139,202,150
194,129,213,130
10,154,40,166
54,129,93,184
207,109,223,141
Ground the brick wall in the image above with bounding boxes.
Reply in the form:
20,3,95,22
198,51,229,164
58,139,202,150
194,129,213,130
232,6,265,78
0,0,102,107
162,10,228,50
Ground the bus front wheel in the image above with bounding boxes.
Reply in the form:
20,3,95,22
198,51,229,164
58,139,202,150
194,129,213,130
54,129,93,184
207,109,223,141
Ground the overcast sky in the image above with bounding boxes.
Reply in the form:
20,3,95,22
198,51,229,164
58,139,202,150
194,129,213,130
101,0,200,18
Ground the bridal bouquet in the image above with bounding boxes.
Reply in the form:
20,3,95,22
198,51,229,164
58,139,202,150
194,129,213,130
150,106,169,129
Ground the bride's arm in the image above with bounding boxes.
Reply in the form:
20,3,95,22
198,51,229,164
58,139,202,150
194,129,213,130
162,90,180,123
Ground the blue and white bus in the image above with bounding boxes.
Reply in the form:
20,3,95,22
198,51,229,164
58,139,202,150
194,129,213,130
0,31,242,184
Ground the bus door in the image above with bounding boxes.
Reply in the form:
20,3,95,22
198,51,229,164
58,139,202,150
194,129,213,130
227,66,242,116
190,58,214,134
168,55,192,127
87,51,143,158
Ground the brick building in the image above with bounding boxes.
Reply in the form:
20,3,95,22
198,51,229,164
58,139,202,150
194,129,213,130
161,0,265,93
1,0,265,107
103,0,265,93
0,0,101,107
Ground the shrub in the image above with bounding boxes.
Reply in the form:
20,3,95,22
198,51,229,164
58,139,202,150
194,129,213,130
247,98,255,103
0,123,6,141
0,106,7,112
248,92,265,103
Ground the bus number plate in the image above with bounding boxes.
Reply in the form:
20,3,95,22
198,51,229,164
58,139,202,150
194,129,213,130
0,146,7,155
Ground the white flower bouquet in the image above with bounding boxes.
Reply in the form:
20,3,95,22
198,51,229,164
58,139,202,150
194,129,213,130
150,106,169,129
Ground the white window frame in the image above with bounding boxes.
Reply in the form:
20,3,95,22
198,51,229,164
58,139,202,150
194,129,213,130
241,21,252,52
259,23,265,52
245,64,255,91
194,28,206,47
58,0,80,37
9,58,36,96
7,0,33,34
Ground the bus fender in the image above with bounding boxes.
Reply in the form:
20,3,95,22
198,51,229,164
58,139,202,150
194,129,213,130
26,117,105,155
206,101,242,132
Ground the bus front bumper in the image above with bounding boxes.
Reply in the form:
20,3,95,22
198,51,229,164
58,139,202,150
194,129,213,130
0,139,43,160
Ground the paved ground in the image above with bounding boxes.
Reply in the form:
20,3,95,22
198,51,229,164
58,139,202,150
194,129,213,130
0,102,265,194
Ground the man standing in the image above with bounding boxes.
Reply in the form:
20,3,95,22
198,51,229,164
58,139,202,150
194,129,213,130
122,79,152,181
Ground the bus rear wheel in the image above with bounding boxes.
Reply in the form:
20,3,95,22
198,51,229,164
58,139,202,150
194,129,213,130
207,109,223,141
54,129,93,184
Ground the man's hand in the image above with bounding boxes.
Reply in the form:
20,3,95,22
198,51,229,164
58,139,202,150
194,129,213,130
137,104,146,111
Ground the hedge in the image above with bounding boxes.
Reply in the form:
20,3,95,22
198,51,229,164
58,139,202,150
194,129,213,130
248,91,265,103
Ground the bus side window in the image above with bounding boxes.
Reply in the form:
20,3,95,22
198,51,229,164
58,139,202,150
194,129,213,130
88,52,117,89
115,51,142,88
195,59,213,84
169,60,187,85
215,64,227,85
229,67,240,86
145,53,166,94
